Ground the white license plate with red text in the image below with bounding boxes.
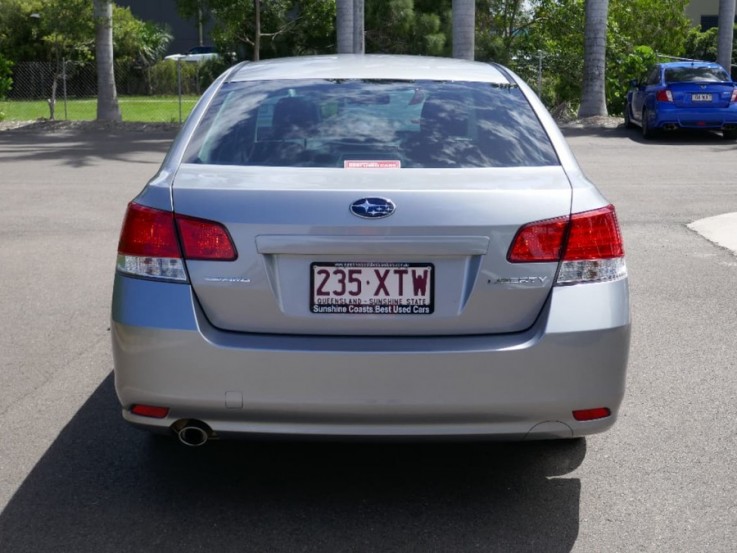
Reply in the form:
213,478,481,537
311,262,434,315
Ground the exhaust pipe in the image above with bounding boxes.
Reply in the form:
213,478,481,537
663,123,678,131
175,420,212,447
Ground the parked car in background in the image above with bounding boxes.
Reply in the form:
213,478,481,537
112,54,630,447
624,60,737,139
165,45,220,63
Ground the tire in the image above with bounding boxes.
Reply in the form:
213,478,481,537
623,102,634,129
723,129,737,140
641,109,657,139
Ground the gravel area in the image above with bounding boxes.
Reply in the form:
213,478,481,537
0,116,625,134
0,119,182,133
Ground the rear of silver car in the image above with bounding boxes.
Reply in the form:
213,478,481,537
112,55,629,444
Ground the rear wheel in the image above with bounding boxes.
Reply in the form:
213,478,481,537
723,129,737,140
641,109,657,139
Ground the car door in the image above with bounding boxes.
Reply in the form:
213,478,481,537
632,66,660,121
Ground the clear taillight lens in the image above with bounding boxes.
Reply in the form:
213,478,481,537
508,205,626,285
116,202,237,281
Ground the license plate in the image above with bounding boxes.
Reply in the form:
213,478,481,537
311,262,434,315
692,93,712,102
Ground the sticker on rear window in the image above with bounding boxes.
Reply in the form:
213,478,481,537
344,160,402,169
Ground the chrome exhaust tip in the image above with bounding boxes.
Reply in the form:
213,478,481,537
175,420,212,447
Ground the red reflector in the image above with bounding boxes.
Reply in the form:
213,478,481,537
118,203,182,258
507,216,568,262
564,205,624,261
573,407,611,421
176,215,237,261
131,404,170,419
656,89,673,102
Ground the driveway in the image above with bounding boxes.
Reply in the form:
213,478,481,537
1,122,736,552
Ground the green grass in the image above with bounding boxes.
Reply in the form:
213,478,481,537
0,95,200,123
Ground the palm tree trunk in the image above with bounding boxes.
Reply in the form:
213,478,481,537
717,0,736,74
93,0,121,121
578,0,609,118
254,0,261,61
336,0,353,54
353,0,364,54
452,0,475,60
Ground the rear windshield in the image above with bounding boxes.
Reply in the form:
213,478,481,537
664,66,731,83
183,79,559,168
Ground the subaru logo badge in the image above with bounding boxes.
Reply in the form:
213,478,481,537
350,198,396,219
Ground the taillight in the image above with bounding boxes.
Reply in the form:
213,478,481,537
508,205,626,285
176,215,237,261
731,88,737,103
656,89,673,102
116,202,237,281
565,206,624,261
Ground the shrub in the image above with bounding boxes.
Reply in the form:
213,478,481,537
0,55,14,99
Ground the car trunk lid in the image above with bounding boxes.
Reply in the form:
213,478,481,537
172,164,572,336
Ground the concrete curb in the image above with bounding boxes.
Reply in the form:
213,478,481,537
688,212,737,255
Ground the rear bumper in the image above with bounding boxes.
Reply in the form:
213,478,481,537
112,274,630,440
653,104,737,130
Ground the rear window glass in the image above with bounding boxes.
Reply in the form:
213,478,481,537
664,66,731,83
183,79,559,168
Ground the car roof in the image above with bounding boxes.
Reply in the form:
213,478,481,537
227,54,512,84
659,61,724,69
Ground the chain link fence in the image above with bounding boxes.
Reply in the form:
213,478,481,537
2,59,221,123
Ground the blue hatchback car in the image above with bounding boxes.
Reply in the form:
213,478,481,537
625,61,737,139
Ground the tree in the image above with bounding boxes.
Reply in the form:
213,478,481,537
452,0,475,59
717,0,736,72
176,0,335,60
336,0,353,53
578,0,608,117
93,0,121,121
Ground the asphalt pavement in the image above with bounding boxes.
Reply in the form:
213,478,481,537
0,122,736,552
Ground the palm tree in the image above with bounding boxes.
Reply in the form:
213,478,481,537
336,0,353,53
717,0,736,73
93,0,121,121
452,0,475,60
578,0,608,118
353,0,364,54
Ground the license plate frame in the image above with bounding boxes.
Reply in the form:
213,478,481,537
310,262,434,315
691,93,712,102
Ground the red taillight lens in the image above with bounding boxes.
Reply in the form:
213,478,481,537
507,216,568,262
117,202,237,261
117,203,237,281
118,203,182,258
573,407,611,421
176,215,237,261
731,88,737,103
131,404,170,419
564,205,624,261
509,205,624,263
656,89,673,102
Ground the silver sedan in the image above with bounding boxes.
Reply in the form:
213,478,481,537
112,54,630,446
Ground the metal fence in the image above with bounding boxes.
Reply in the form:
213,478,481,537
3,59,218,123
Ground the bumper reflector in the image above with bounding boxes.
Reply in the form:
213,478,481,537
131,404,170,419
572,407,611,421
